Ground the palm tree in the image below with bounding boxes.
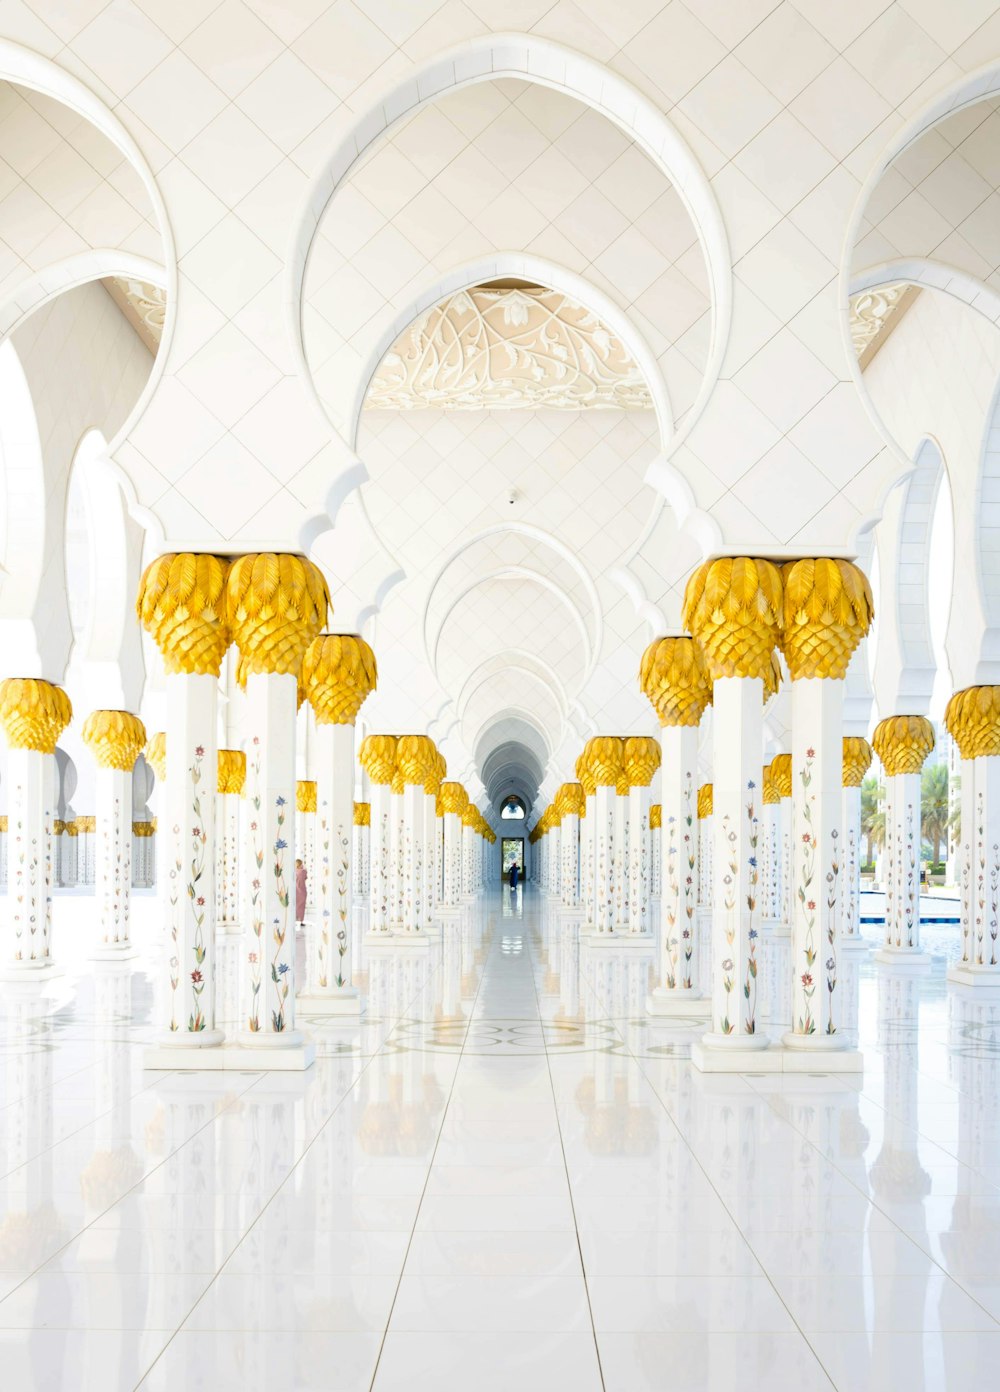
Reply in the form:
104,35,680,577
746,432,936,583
921,760,950,868
860,776,885,866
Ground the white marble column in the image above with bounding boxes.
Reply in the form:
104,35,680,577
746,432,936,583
872,716,935,968
353,802,370,899
295,780,316,917
559,784,584,913
440,783,466,911
0,678,72,979
586,737,622,938
784,677,850,1049
216,749,245,933
227,553,328,1064
762,770,782,922
462,813,477,899
612,782,628,928
82,710,148,960
946,688,1000,985
623,737,660,939
841,737,872,952
397,735,436,935
650,724,704,1013
684,558,786,1069
301,721,361,1011
359,736,397,935
649,804,661,900
146,731,168,911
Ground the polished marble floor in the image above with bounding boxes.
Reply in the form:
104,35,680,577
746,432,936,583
1,887,999,1389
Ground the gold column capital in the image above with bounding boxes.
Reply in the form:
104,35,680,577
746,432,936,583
872,715,935,776
649,803,662,829
301,632,377,724
559,782,586,818
226,552,329,677
296,779,317,813
781,558,873,680
132,820,156,837
137,552,230,676
353,801,370,826
440,781,467,815
217,749,246,795
424,750,446,797
682,556,783,681
770,753,792,799
0,678,72,754
697,783,713,819
359,733,398,786
575,749,596,796
461,803,479,829
145,731,166,781
81,709,147,770
945,686,1000,759
396,734,437,788
842,737,873,787
586,736,624,788
762,765,780,804
639,635,712,726
623,735,661,788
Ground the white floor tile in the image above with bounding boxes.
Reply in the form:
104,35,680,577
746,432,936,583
372,1331,603,1390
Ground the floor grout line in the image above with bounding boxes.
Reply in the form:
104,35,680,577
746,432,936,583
526,912,607,1392
365,910,494,1391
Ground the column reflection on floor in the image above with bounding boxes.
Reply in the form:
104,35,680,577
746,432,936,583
1,890,1000,1390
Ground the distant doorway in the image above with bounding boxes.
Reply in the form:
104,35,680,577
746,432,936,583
502,838,524,882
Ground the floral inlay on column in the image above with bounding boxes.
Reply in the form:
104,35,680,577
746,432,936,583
0,678,72,974
640,636,711,1010
82,709,147,957
945,687,1000,985
226,552,329,1047
683,557,782,1048
137,552,230,1046
841,737,872,948
359,735,398,934
872,713,935,965
780,558,872,1047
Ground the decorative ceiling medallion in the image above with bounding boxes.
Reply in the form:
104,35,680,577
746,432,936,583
102,277,166,355
367,286,651,410
850,282,920,369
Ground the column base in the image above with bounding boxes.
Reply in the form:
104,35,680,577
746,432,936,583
91,942,140,962
839,935,870,953
873,947,932,969
583,930,654,949
145,1035,315,1071
216,919,244,936
557,903,584,919
948,963,1000,987
692,1036,864,1073
297,988,364,1016
646,987,709,1017
0,960,62,982
364,932,431,954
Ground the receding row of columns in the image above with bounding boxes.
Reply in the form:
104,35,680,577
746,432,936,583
528,556,1000,1072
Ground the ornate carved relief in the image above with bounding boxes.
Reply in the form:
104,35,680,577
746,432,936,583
850,283,920,369
103,277,166,354
367,286,651,410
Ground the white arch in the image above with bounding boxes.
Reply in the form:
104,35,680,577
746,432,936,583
456,648,570,722
431,566,593,684
423,521,602,679
0,252,166,342
851,258,1000,328
291,32,730,418
0,43,174,462
841,61,1000,527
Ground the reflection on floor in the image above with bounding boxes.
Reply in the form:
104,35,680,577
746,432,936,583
1,886,999,1390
